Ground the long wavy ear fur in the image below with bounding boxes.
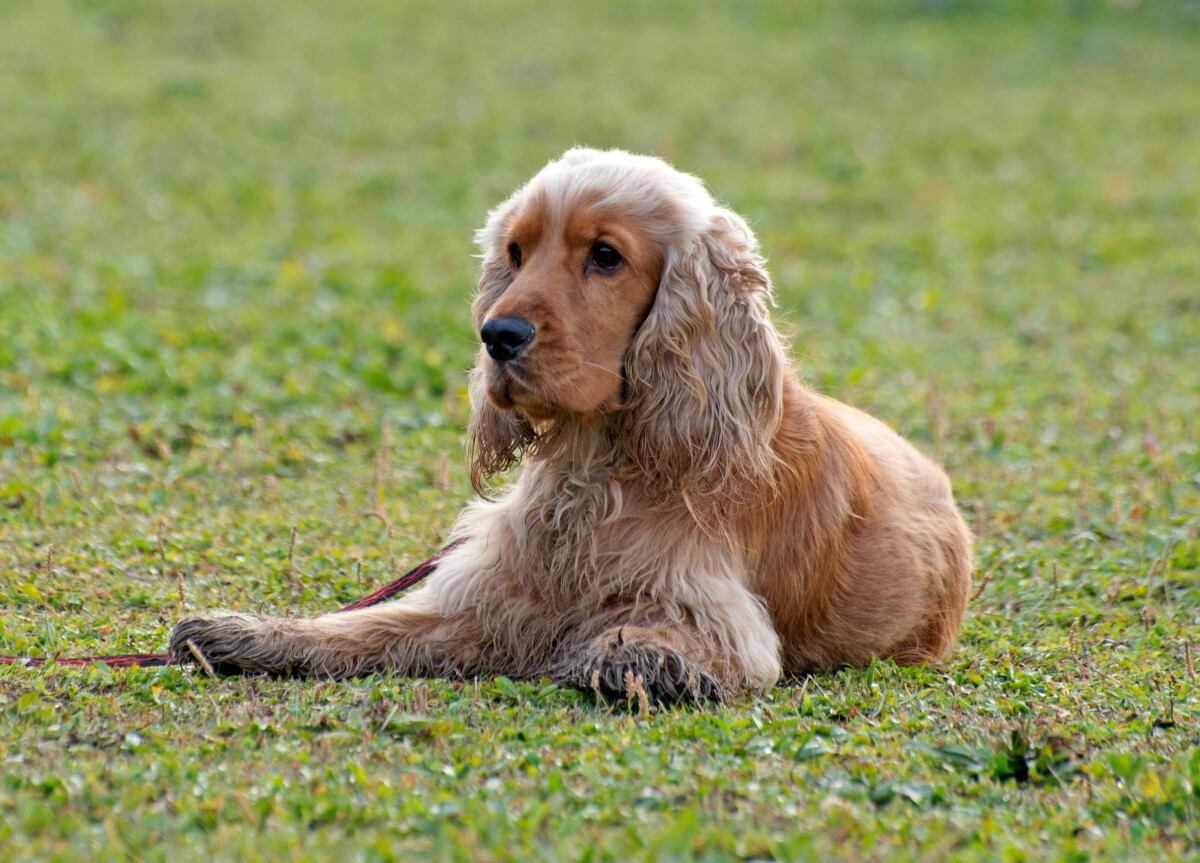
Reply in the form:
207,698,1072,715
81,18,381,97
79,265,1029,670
622,209,786,512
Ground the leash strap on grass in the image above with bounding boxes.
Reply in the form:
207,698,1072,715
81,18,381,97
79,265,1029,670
0,652,174,669
0,539,463,670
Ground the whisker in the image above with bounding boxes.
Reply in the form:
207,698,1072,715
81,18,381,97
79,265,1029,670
580,360,624,381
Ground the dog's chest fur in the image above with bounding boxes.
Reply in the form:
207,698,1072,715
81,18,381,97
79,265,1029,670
502,443,697,611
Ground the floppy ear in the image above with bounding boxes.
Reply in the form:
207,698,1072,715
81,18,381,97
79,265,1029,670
622,209,786,510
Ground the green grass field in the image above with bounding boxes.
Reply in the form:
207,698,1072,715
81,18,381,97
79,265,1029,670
2,1,1199,860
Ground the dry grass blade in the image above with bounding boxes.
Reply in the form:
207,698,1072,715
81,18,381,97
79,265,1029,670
186,640,216,677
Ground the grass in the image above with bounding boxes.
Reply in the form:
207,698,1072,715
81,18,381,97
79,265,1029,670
1,0,1199,859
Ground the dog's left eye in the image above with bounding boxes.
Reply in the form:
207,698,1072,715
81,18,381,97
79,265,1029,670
590,243,622,272
508,243,522,270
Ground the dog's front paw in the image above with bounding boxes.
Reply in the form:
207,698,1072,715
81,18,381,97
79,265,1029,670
169,612,270,675
557,639,724,705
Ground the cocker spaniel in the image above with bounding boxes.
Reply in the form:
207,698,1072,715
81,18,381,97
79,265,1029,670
170,148,973,703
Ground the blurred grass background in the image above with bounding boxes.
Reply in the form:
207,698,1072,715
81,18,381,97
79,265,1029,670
1,1,1199,860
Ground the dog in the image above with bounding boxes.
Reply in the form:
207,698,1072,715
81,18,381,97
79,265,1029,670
170,148,973,703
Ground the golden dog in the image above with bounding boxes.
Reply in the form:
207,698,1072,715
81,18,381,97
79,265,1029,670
170,148,973,702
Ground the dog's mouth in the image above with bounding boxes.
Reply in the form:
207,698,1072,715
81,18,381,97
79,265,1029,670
485,360,556,419
484,363,520,409
483,342,634,421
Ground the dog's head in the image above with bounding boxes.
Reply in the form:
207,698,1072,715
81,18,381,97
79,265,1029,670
469,148,785,500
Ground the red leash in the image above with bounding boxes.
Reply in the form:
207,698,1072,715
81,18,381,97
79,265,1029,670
0,540,461,670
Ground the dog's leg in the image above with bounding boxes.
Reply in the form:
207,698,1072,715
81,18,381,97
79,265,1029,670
168,594,489,679
554,626,725,704
168,508,546,679
555,578,783,705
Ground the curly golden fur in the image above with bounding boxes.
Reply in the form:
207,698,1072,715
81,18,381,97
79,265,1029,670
170,148,973,703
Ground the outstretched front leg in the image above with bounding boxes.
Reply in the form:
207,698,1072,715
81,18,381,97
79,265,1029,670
169,593,489,679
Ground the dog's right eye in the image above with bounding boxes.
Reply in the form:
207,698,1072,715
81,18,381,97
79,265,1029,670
507,243,522,270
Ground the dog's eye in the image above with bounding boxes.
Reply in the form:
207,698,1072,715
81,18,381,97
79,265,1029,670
508,243,522,270
590,243,622,272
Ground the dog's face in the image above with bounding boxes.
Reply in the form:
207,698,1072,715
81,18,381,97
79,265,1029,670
476,194,664,421
469,148,784,496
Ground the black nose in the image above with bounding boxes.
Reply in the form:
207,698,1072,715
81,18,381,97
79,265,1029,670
480,316,535,362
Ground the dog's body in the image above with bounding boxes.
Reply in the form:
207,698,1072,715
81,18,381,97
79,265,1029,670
171,149,972,702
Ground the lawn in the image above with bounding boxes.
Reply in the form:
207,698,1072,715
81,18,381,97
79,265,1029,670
1,0,1199,860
